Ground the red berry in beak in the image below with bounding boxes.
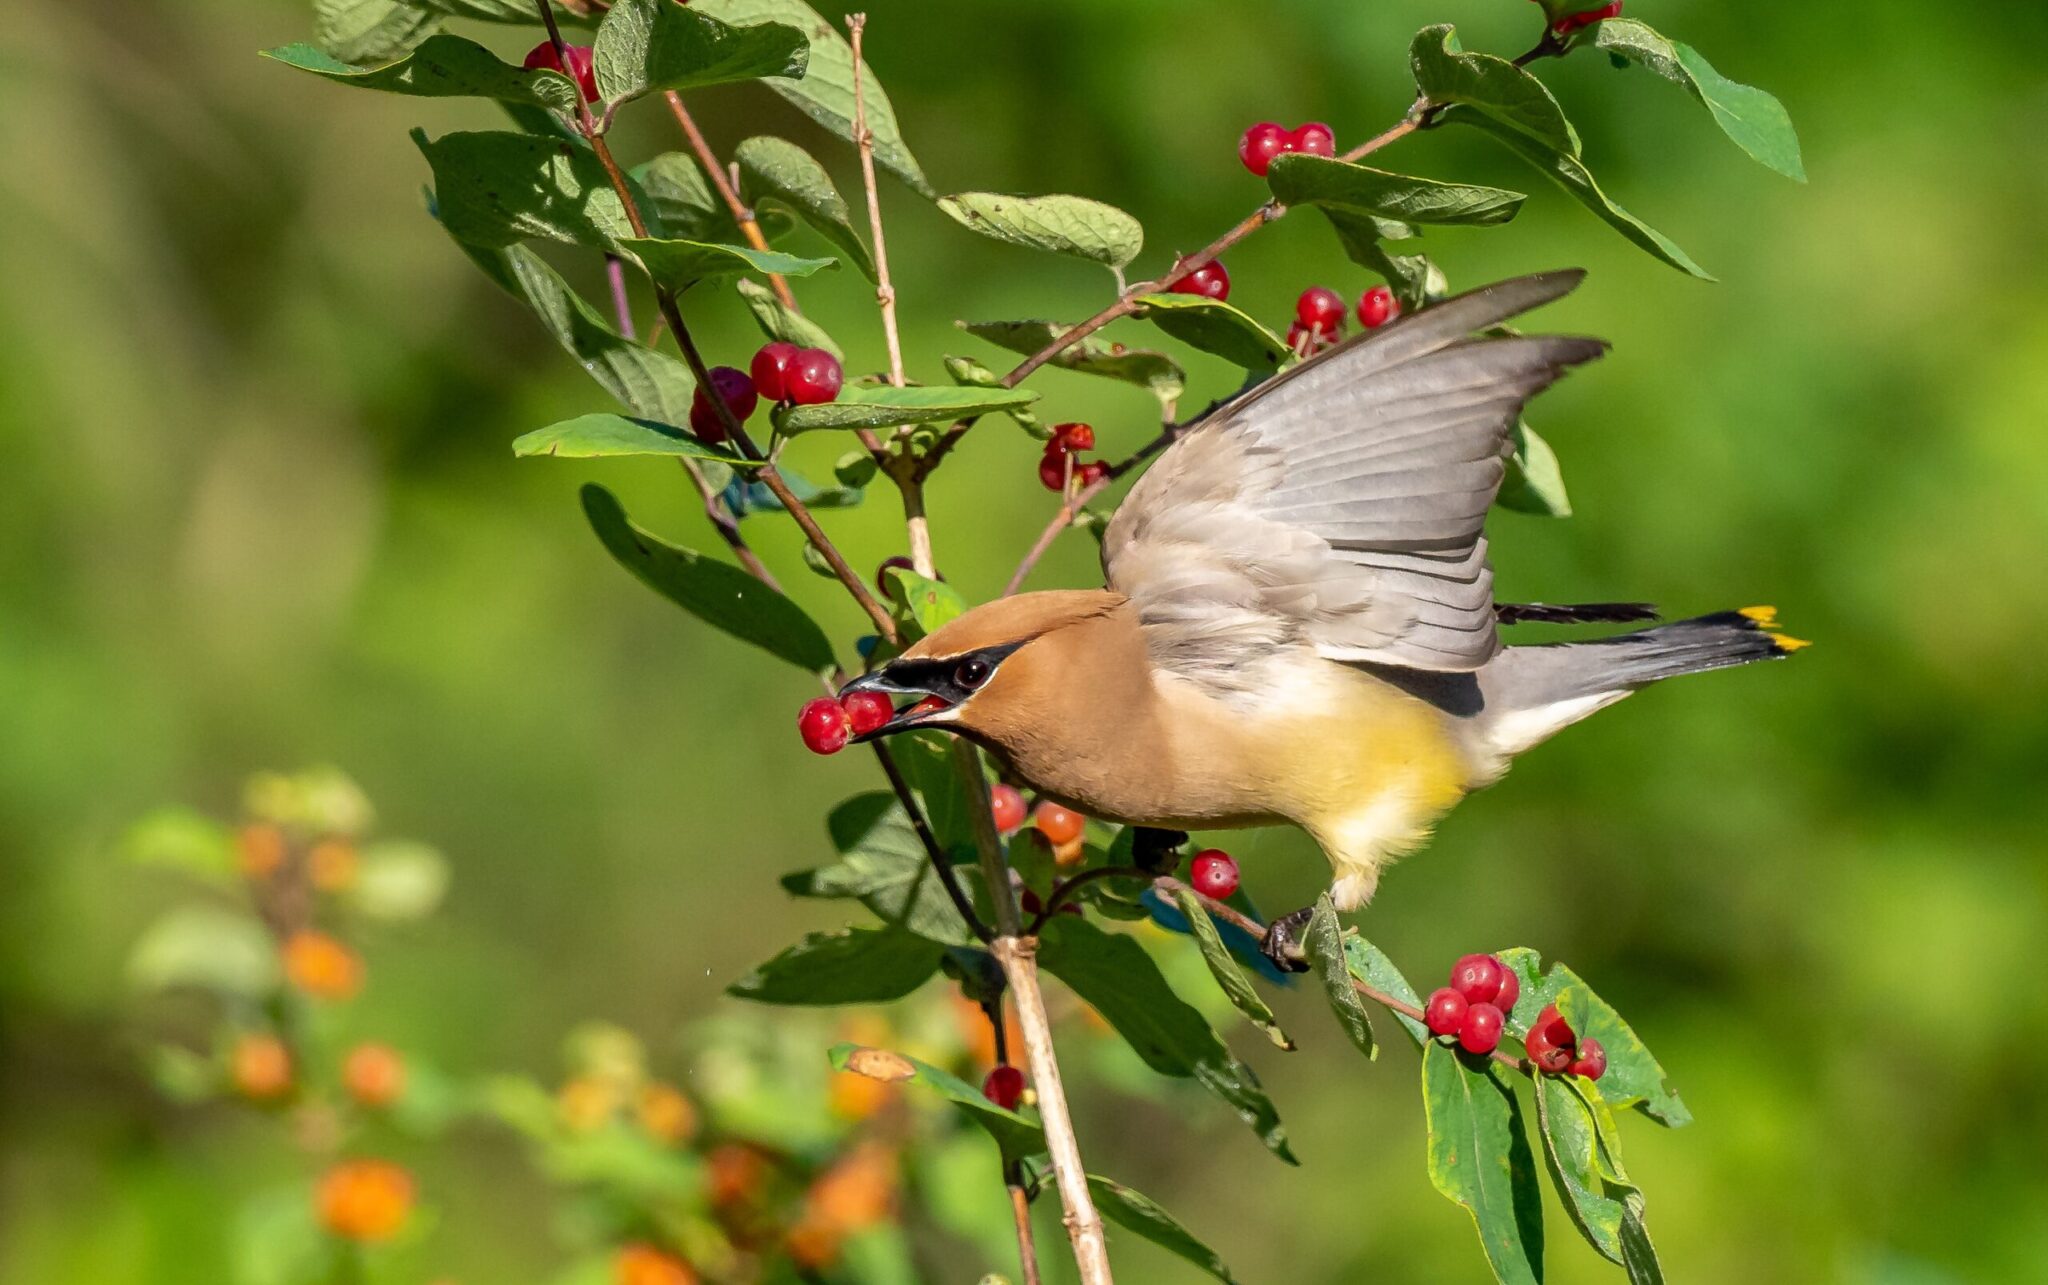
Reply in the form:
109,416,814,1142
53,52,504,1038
797,698,852,755
1189,849,1239,899
840,689,894,737
1424,986,1469,1037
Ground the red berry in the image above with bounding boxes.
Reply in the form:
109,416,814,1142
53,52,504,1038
1554,2,1623,35
1188,849,1240,900
750,341,801,402
875,555,916,593
1076,461,1109,488
689,366,756,442
784,348,842,405
1449,953,1511,1006
1169,260,1231,302
840,689,893,737
1568,1037,1607,1081
797,698,852,755
1290,121,1336,158
1494,966,1520,1015
1054,422,1095,452
982,1065,1025,1109
1038,450,1071,493
1357,285,1400,329
1458,1002,1504,1055
1295,287,1346,334
522,42,598,103
990,784,1026,833
1424,987,1470,1037
1238,121,1291,177
1523,1002,1577,1074
1284,321,1319,353
1033,802,1084,846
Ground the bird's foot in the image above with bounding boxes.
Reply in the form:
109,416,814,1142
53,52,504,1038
1260,905,1315,974
1130,827,1189,875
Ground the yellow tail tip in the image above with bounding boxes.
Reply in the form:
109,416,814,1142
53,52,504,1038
1740,605,1779,624
1774,634,1813,653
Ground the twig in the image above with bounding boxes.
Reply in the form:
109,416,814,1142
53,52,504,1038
846,15,906,389
662,91,798,311
603,255,636,338
1006,1172,1044,1285
677,460,780,590
1029,865,1144,934
1003,472,1111,596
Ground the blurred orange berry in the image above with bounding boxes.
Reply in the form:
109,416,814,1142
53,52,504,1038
315,1159,414,1243
342,1043,406,1109
636,1082,696,1144
229,1033,292,1101
805,1140,897,1233
785,1216,843,1271
237,823,288,879
706,1143,769,1209
557,1075,621,1133
1033,801,1085,845
827,1069,894,1121
613,1243,697,1285
308,839,358,892
283,931,362,1000
1052,835,1087,867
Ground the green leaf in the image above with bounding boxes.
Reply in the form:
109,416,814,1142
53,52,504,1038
736,136,876,280
580,484,836,674
1423,1041,1546,1285
1534,1075,1631,1265
1411,24,1577,152
1304,895,1375,1060
1038,916,1295,1163
1343,933,1429,1046
735,278,843,357
1444,106,1710,279
633,152,794,244
776,384,1039,433
692,0,932,195
262,36,581,113
406,0,595,24
1496,948,1689,1127
313,0,440,64
1593,20,1804,180
1497,421,1571,517
1089,1176,1243,1285
1171,889,1293,1050
417,129,644,252
622,235,835,293
345,840,451,920
513,412,754,464
122,807,235,884
962,320,1185,408
785,792,978,945
939,193,1142,271
1134,294,1289,372
592,0,808,103
127,906,279,998
830,1044,1044,1164
729,928,943,1004
1267,153,1526,227
1316,209,1446,312
886,570,967,641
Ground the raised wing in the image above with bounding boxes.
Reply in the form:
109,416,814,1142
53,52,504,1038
1102,272,1604,683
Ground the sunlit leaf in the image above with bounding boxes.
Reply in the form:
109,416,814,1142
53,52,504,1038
1496,947,1689,1127
1170,889,1293,1049
592,0,808,102
513,412,753,464
1423,1041,1546,1285
729,928,943,1004
128,907,278,998
777,384,1038,433
1593,19,1804,180
1267,153,1526,227
416,129,645,252
735,278,844,357
939,192,1143,271
1304,895,1375,1060
122,807,236,884
346,840,451,920
633,152,795,244
622,235,835,293
263,36,581,113
737,136,876,280
1497,420,1571,517
314,0,440,64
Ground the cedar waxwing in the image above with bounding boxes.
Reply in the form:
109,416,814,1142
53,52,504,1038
841,271,1803,966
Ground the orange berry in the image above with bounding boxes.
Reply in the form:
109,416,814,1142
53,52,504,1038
557,1075,620,1133
230,1033,293,1101
636,1082,697,1144
1052,835,1086,867
706,1143,769,1209
614,1243,697,1285
237,823,288,879
282,931,362,1000
806,1140,897,1232
307,839,358,892
1033,801,1084,846
315,1159,414,1243
342,1043,406,1109
785,1216,842,1271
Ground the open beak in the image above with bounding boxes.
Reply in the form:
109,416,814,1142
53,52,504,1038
838,666,959,743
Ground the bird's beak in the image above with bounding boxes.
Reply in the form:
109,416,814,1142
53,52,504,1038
838,665,959,742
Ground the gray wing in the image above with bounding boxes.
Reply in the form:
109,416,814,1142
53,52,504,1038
1101,271,1605,683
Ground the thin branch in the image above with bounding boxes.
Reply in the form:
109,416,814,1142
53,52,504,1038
603,255,636,338
1003,471,1110,596
1029,865,1144,934
1006,1172,1044,1285
846,14,906,389
869,743,993,944
662,91,798,311
677,460,780,591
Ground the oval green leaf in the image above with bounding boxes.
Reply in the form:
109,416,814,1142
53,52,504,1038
939,192,1143,271
1423,1041,1547,1285
514,412,755,463
592,0,809,103
1135,294,1289,372
1497,420,1572,517
1267,153,1527,227
736,135,877,280
775,384,1038,433
264,35,582,113
1171,888,1294,1049
1594,19,1804,181
416,129,644,252
622,235,835,292
729,928,944,1004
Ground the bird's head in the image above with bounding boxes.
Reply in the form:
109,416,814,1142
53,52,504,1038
837,590,1121,746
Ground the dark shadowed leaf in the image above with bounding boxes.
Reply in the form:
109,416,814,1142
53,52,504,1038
417,129,645,252
831,1044,1044,1163
735,278,843,356
723,464,866,518
1497,421,1571,517
784,792,978,945
729,928,943,1004
1496,947,1689,1127
1171,889,1293,1050
691,0,931,195
622,236,835,292
736,136,876,280
776,384,1038,433
1267,153,1526,227
1423,1041,1546,1285
1304,896,1375,1060
1534,1075,1628,1265
1411,24,1576,151
962,320,1185,408
1135,294,1288,372
1593,20,1804,180
263,36,580,112
938,193,1142,270
592,0,808,102
513,413,751,464
1089,1176,1243,1284
580,484,835,674
314,0,440,64
1038,917,1294,1163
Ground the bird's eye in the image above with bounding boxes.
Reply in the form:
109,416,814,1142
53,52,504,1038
955,657,993,689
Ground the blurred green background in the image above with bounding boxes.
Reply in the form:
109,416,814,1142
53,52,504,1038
5,0,2048,1280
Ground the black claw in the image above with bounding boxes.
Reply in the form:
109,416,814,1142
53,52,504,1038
1131,827,1189,875
1260,905,1315,974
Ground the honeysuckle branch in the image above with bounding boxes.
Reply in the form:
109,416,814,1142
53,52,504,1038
662,91,798,311
847,15,907,392
1007,1171,1045,1285
677,460,781,591
603,255,636,337
1003,471,1111,596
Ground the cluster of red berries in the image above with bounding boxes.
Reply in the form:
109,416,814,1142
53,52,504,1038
1521,1001,1607,1078
522,41,599,104
796,689,893,755
692,344,843,444
1549,1,1624,37
1238,121,1336,177
1422,954,1608,1078
1288,284,1400,353
1038,421,1107,493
